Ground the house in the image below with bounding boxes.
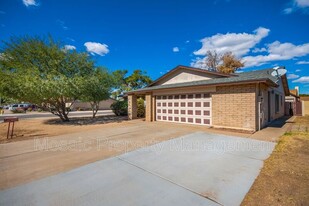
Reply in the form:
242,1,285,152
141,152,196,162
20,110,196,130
127,65,289,132
300,96,309,115
66,98,116,111
285,86,304,116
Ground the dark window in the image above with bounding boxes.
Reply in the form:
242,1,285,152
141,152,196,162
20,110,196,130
174,102,179,107
275,94,279,113
188,94,193,99
174,95,179,99
181,95,186,99
168,95,173,99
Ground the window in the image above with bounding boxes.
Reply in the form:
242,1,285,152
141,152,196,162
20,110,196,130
275,94,279,113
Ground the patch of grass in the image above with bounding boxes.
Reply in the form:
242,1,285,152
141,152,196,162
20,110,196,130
242,116,309,206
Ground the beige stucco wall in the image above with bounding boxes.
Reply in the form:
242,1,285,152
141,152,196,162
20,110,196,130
156,68,221,85
212,84,257,131
304,101,309,115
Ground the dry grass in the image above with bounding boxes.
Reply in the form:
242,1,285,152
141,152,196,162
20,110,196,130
0,115,127,144
242,115,309,206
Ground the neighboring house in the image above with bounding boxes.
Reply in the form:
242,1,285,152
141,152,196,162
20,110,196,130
66,99,116,111
300,96,309,115
127,65,289,132
285,86,304,116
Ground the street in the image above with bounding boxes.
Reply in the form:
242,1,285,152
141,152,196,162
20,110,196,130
0,110,114,121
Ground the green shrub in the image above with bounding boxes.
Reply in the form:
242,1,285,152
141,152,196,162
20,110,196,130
111,100,128,116
27,107,32,112
137,97,145,118
37,108,43,112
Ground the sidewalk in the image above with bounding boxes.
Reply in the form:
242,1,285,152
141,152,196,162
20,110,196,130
248,116,296,142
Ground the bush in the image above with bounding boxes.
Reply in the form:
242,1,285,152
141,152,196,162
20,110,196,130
111,100,128,116
27,107,32,112
137,98,145,118
37,108,43,112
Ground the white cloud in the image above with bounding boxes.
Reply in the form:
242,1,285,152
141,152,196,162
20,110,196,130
295,0,309,7
194,27,270,57
56,20,69,30
287,73,300,79
64,45,76,50
185,40,190,43
191,26,309,69
191,27,270,68
284,7,294,14
297,60,309,64
292,76,309,83
84,42,109,56
22,0,38,7
242,41,309,67
252,47,267,53
295,69,302,72
284,0,309,14
173,47,179,52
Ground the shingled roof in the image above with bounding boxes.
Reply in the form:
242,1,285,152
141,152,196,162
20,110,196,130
127,67,289,95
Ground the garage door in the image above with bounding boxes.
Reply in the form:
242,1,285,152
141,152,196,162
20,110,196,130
156,93,212,125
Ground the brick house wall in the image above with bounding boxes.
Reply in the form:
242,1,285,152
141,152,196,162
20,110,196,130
212,84,257,131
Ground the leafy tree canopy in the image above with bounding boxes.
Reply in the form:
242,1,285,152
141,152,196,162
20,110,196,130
0,36,96,121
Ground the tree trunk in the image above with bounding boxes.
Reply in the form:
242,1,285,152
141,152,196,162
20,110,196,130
91,102,99,118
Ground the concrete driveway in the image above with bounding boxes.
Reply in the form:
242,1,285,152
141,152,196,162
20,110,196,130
0,131,275,206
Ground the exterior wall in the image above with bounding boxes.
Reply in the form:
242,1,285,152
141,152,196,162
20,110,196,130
212,84,257,131
155,68,221,85
258,79,285,129
128,95,137,120
270,78,285,120
305,101,309,115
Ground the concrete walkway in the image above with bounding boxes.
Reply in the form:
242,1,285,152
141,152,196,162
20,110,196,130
248,116,296,142
0,132,275,206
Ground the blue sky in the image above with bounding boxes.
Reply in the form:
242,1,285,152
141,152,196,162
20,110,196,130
1,0,309,93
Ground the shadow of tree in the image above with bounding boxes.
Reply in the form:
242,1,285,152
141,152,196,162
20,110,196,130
43,115,128,126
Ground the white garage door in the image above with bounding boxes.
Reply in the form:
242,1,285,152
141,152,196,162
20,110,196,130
156,93,212,125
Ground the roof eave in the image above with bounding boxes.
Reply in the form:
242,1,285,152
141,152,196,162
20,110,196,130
127,79,272,95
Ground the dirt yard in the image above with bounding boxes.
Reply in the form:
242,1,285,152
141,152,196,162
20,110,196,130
242,116,309,206
0,115,127,144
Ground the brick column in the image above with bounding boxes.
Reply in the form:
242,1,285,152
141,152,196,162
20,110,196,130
151,95,156,121
145,93,153,122
128,94,137,120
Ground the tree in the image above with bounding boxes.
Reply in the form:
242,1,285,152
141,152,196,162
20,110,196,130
0,36,95,121
204,50,244,74
111,69,152,98
79,68,114,118
125,70,152,90
217,52,244,74
205,50,220,71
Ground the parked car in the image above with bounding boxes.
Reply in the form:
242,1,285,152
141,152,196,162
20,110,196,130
8,104,31,111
